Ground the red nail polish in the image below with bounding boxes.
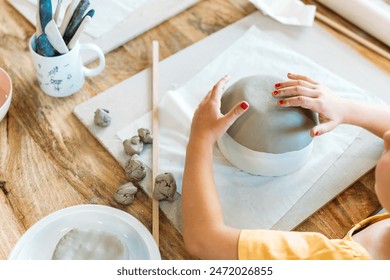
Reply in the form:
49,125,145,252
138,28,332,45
240,102,249,110
314,131,319,136
275,83,280,88
273,90,278,96
278,100,284,105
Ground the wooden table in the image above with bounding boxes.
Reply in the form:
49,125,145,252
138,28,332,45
0,0,389,260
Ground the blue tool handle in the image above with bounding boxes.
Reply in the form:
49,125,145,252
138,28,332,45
63,0,90,45
36,34,57,57
39,0,52,30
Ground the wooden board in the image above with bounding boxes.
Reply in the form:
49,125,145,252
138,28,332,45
8,0,200,63
73,11,390,232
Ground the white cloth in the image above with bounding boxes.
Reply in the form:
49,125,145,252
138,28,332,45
249,0,316,26
317,0,390,46
27,0,147,38
117,26,382,229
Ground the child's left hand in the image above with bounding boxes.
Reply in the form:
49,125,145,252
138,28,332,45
189,75,249,146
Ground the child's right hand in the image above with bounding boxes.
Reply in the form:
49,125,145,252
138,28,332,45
274,73,347,137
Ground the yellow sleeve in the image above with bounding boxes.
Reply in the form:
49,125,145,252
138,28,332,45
238,229,372,260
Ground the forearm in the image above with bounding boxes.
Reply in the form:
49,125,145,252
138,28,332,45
183,139,224,229
343,100,390,138
182,138,239,259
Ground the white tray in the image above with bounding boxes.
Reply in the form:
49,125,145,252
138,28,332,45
74,11,390,232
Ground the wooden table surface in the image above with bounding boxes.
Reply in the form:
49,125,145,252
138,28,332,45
0,0,389,260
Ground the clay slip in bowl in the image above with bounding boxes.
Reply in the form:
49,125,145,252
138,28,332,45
0,68,12,122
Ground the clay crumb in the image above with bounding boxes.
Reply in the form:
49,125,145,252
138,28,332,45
113,182,138,205
123,136,144,156
153,172,177,201
137,128,153,144
94,108,111,127
125,155,146,182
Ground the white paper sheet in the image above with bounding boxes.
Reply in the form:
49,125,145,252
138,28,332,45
317,0,390,46
117,26,383,229
249,0,316,26
27,0,147,38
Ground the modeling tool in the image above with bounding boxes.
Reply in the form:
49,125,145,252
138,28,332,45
67,10,94,49
36,33,56,57
45,19,69,54
53,0,63,23
152,40,160,246
63,0,90,45
35,3,43,36
39,0,52,31
59,0,79,36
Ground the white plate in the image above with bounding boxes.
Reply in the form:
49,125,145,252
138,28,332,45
8,204,160,260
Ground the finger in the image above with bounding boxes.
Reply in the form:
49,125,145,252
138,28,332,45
277,96,321,111
311,120,338,137
210,75,230,100
275,79,317,90
287,73,318,85
221,101,249,129
274,86,319,98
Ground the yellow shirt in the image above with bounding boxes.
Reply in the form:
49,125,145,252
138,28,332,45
238,213,390,260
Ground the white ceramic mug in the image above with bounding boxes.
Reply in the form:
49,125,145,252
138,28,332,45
29,34,105,97
0,68,12,123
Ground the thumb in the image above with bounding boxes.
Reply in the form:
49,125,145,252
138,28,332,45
222,101,249,128
311,120,338,137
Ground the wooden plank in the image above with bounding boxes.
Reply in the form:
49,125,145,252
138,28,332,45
152,40,160,245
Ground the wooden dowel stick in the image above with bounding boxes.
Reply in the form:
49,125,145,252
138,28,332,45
315,11,390,60
152,40,160,246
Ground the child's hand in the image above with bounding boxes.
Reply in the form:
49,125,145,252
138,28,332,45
189,75,249,146
275,73,347,137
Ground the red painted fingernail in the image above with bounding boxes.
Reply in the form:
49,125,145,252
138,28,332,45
278,100,284,105
275,83,280,88
314,131,319,136
273,90,278,96
240,101,249,110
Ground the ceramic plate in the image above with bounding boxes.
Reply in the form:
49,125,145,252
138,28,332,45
8,204,160,260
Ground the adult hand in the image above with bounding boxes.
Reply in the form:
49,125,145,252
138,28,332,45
274,73,347,137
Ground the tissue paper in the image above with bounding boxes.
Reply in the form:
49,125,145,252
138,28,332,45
250,0,316,26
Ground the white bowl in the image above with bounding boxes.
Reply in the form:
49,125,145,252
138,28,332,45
0,68,12,122
8,204,161,260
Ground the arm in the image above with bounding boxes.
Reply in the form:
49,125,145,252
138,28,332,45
275,73,390,138
182,76,249,259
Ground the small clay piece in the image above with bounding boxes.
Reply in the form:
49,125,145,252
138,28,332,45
153,172,177,201
113,182,138,205
94,108,111,127
123,136,144,156
125,155,146,182
137,128,153,144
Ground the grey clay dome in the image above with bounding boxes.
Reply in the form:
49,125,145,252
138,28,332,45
221,75,317,154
